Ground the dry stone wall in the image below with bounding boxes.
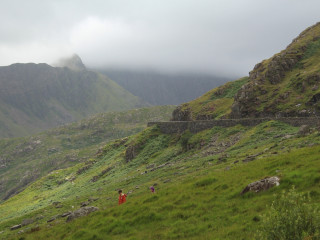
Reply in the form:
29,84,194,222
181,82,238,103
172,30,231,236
148,117,320,134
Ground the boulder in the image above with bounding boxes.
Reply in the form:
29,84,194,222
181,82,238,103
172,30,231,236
10,224,22,230
21,218,33,226
146,164,155,169
66,206,99,222
61,211,72,218
88,197,99,202
80,201,89,207
47,216,57,223
298,125,310,136
241,176,280,195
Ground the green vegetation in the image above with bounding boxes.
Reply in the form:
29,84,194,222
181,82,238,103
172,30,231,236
1,119,320,239
257,187,320,240
0,106,175,202
179,77,249,119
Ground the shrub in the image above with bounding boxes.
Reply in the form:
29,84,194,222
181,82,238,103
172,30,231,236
257,186,320,240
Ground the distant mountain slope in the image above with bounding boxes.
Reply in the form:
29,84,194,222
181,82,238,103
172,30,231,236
0,61,146,138
97,69,231,105
0,105,175,202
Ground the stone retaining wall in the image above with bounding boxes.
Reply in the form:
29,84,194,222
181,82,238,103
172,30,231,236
148,117,320,134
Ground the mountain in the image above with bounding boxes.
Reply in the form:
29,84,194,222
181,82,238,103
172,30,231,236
0,59,146,138
2,23,320,239
0,105,175,202
54,54,87,72
230,22,320,118
96,69,231,105
172,22,320,121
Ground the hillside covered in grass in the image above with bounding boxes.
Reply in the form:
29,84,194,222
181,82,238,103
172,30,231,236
1,119,320,239
0,105,175,202
171,77,248,120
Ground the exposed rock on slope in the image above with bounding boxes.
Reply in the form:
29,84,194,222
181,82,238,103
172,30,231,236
171,77,248,121
171,22,320,121
231,22,320,118
54,54,86,71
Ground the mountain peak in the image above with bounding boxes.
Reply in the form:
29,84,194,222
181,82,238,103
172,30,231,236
55,54,86,71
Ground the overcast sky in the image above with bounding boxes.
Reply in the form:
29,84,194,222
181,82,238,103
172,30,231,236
0,0,319,77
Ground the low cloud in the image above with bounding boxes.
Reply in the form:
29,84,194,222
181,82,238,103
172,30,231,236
0,0,319,77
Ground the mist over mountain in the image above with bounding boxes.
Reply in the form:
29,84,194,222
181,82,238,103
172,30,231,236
97,69,232,105
0,59,145,138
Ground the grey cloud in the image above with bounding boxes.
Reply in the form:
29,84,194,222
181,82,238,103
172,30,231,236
0,0,319,77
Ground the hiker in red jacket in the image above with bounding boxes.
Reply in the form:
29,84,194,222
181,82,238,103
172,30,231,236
118,189,127,205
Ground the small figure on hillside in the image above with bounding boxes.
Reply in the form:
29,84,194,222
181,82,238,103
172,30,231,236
118,189,127,205
150,186,155,193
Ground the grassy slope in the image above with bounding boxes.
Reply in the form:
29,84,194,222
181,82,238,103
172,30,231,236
1,120,320,239
0,106,175,202
179,77,249,119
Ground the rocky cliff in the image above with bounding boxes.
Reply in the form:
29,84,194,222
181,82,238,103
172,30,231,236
231,22,320,118
171,22,320,121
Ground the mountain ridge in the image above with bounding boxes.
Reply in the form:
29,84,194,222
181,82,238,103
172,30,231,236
0,61,146,138
98,69,232,105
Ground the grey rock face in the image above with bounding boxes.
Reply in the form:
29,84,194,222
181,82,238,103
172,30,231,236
241,176,280,195
171,106,192,121
10,224,22,230
298,125,310,136
21,218,33,226
66,206,99,222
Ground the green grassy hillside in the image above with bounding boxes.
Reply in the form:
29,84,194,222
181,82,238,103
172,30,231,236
0,63,146,138
172,77,248,120
0,106,175,202
1,120,320,239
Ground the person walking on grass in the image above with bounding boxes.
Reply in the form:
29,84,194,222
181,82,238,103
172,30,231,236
150,186,155,193
118,189,127,205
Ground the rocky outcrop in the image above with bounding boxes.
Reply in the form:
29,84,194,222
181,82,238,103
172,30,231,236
125,145,138,162
66,206,99,222
240,176,280,195
10,224,22,231
54,54,86,72
171,106,193,121
21,218,33,226
230,22,320,118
